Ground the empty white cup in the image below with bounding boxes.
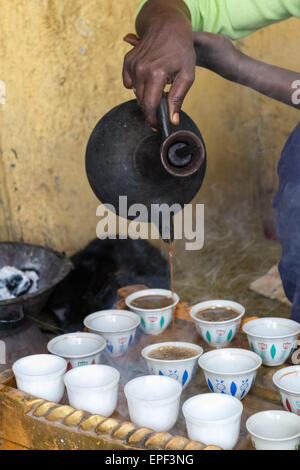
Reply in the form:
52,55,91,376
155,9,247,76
242,317,300,366
124,375,182,432
47,332,106,369
64,364,120,416
84,310,140,358
273,366,300,415
198,348,262,400
12,354,67,402
182,393,243,450
246,410,300,450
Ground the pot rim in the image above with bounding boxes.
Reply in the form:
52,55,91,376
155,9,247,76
83,309,140,334
124,375,182,403
182,393,243,425
12,354,67,378
273,366,300,395
125,289,179,313
47,332,106,360
190,300,245,325
141,341,203,364
246,411,300,442
242,317,300,339
198,348,262,376
64,364,120,390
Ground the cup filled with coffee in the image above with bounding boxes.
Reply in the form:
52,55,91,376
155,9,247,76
125,289,179,335
142,341,203,388
190,300,245,348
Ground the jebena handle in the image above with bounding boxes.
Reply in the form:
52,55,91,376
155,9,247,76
157,92,172,139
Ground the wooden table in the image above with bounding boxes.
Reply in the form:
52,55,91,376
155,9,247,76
0,308,288,451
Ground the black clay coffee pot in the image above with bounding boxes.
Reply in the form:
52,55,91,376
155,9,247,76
85,93,206,240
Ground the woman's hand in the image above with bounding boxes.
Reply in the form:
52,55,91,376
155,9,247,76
122,29,242,127
123,23,299,129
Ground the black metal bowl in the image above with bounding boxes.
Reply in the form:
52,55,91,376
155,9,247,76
0,242,73,329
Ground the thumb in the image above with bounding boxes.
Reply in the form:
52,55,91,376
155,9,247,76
123,33,140,47
168,70,194,125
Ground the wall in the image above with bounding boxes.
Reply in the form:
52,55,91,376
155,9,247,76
0,1,299,254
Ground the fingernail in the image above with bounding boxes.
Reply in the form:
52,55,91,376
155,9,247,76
173,113,179,125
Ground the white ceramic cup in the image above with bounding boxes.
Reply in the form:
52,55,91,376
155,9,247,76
273,365,300,414
124,375,182,432
246,410,300,450
12,354,67,402
141,341,203,389
64,364,120,416
83,309,140,358
190,300,245,348
242,317,300,366
182,393,243,450
47,332,106,369
125,289,179,335
198,348,262,400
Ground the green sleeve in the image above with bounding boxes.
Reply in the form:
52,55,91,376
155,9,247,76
137,0,300,39
184,0,300,38
137,0,149,15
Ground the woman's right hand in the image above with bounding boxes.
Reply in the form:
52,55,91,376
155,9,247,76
122,18,196,128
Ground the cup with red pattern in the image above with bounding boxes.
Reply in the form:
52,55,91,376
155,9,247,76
84,310,140,357
243,317,300,366
125,289,179,336
273,366,300,414
47,332,106,370
190,300,245,348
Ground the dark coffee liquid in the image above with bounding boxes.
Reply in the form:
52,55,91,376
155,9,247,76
169,239,175,327
131,294,174,309
195,307,239,322
148,345,198,360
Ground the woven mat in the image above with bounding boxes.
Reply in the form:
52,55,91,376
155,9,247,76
250,265,291,306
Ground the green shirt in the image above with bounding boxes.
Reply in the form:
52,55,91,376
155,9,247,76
138,0,300,39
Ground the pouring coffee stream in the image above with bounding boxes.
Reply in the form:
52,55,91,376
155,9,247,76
169,239,176,327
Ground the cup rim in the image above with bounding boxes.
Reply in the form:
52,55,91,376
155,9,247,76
182,393,243,424
198,348,262,376
141,341,203,364
246,410,300,442
273,366,300,395
124,375,182,403
190,300,245,325
125,289,179,313
83,309,141,334
12,354,67,378
64,364,120,390
242,317,300,339
47,332,107,360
